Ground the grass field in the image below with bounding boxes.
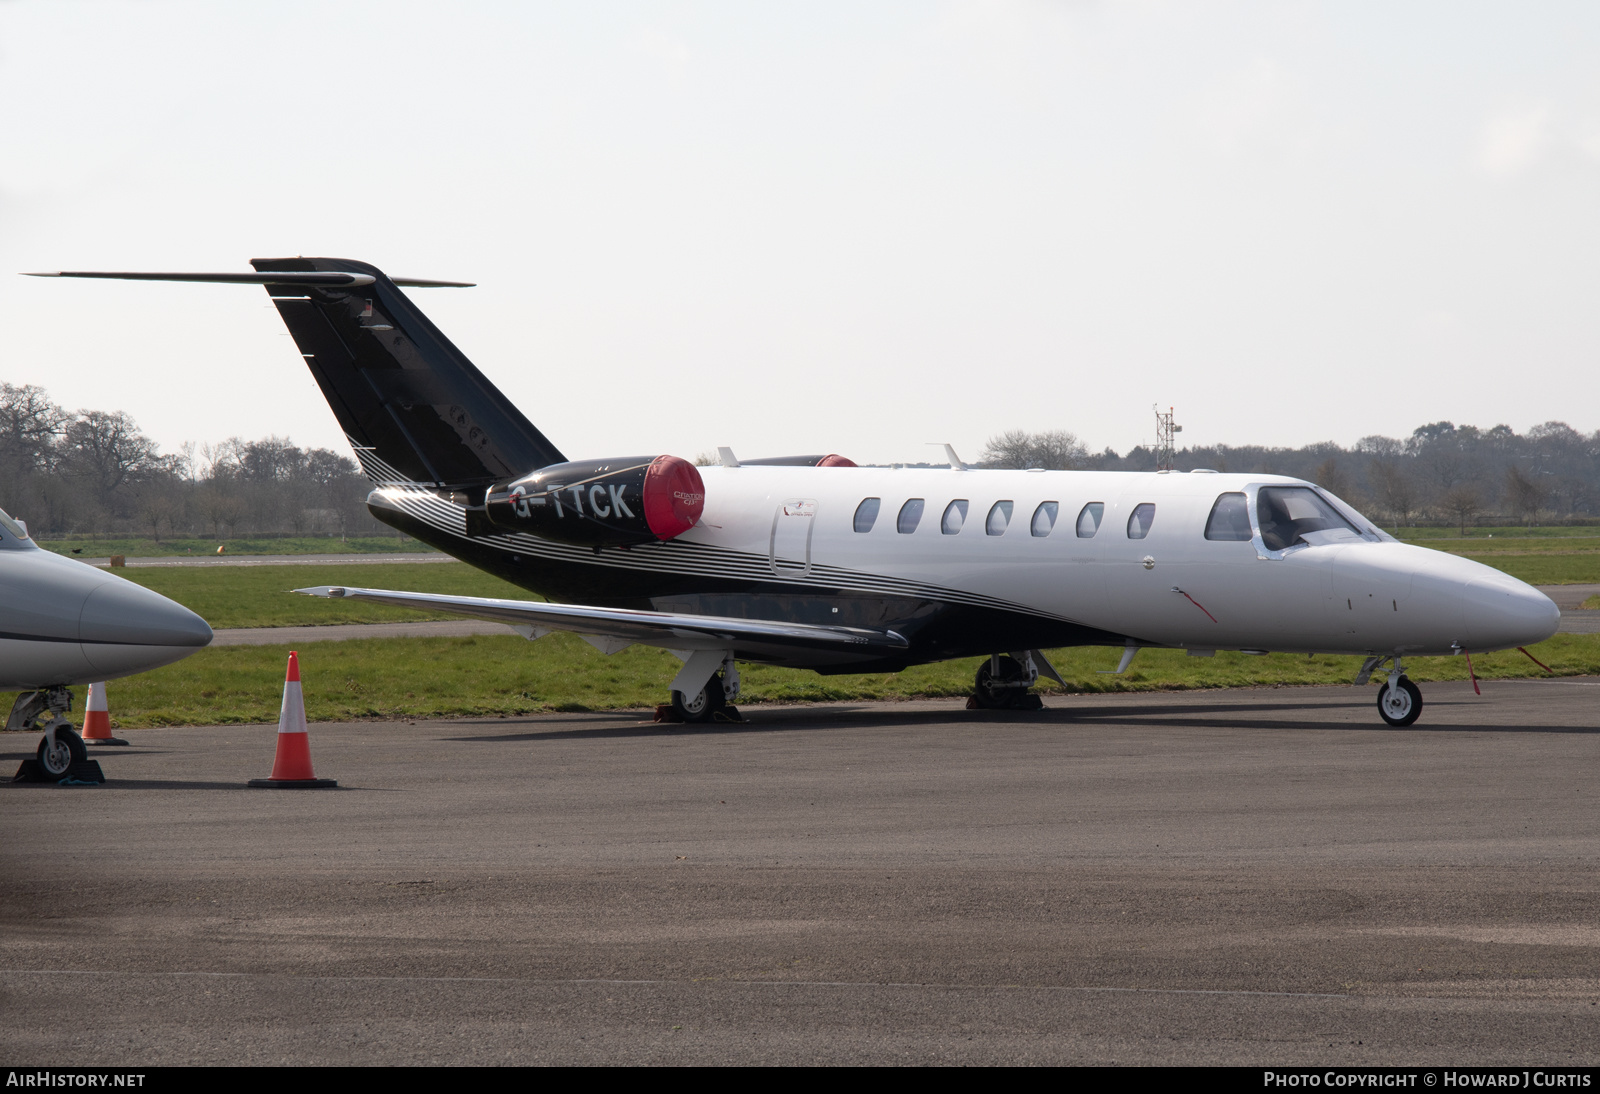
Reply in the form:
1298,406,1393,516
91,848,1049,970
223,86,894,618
37,535,436,558
19,632,1593,729
1394,525,1600,539
110,563,533,628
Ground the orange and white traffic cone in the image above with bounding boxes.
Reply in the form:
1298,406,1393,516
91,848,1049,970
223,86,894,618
80,682,128,746
247,651,337,788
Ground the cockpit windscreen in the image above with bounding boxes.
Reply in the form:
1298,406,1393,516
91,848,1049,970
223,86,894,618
1256,487,1361,551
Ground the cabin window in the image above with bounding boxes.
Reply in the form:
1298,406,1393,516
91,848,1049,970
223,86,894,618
941,500,969,535
986,501,1014,536
1257,487,1360,551
1204,492,1253,541
1126,503,1156,539
1031,502,1059,537
897,498,925,534
853,498,880,533
1076,502,1104,538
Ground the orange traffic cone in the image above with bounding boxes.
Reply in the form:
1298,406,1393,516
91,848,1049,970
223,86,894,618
80,681,128,746
247,651,337,788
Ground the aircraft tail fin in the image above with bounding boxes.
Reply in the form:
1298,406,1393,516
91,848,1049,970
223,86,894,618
248,257,564,496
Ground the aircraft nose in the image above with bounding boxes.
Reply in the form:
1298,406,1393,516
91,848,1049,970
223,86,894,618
79,580,214,648
1461,573,1560,650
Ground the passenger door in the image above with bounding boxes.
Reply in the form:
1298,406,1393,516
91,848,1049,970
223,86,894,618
770,499,817,576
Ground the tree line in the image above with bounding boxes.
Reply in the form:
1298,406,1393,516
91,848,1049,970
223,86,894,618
981,421,1600,529
0,383,384,540
3,382,1595,538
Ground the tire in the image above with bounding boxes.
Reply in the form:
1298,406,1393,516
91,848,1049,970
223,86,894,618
37,725,87,778
974,656,1026,710
1377,676,1423,727
671,673,727,724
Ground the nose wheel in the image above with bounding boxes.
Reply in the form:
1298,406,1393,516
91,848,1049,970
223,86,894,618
36,722,88,778
1377,676,1423,727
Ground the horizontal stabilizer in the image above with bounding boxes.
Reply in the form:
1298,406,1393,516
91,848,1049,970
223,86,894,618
295,585,910,666
31,256,556,497
25,271,474,288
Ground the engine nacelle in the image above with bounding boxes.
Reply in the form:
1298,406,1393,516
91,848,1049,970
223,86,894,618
483,455,705,546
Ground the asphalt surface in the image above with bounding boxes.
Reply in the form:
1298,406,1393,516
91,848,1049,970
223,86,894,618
4,680,1600,1065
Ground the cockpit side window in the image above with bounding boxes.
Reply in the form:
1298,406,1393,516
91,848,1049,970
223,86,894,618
1256,487,1360,551
1204,492,1253,541
853,498,881,533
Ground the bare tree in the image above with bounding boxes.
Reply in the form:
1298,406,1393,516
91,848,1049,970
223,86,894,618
1368,461,1418,528
1312,457,1354,501
1503,465,1547,527
1440,484,1484,536
0,383,68,472
62,410,159,494
982,429,1088,470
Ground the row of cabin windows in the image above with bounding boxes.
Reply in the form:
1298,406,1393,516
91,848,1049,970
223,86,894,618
853,489,1355,547
852,498,1156,540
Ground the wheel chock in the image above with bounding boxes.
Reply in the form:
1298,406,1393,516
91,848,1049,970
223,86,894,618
13,758,105,784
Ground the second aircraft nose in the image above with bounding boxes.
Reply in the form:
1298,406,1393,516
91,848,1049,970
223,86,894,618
79,580,213,676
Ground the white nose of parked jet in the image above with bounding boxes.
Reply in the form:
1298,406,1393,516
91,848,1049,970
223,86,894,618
80,579,214,644
1460,567,1561,650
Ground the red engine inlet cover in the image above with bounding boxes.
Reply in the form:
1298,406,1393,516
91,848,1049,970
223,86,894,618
642,455,705,540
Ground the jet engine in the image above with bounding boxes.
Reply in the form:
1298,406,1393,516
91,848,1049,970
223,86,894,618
482,455,705,546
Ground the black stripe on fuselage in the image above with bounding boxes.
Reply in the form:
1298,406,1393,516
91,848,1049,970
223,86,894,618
0,631,180,647
365,491,1132,671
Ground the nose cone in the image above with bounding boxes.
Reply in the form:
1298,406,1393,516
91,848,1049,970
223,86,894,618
79,579,213,677
1461,568,1561,650
80,580,213,647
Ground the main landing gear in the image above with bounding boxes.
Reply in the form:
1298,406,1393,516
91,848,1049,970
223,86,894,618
664,652,743,724
970,652,1047,711
1356,656,1423,727
7,687,90,780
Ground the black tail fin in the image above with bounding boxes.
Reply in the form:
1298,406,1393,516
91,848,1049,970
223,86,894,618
250,257,564,497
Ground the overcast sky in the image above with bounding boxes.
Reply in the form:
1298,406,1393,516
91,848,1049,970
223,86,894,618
2,1,1597,468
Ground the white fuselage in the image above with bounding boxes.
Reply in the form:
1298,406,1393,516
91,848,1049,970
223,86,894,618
0,540,214,690
675,465,1559,657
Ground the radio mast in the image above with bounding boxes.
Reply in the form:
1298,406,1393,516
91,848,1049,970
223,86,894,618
1154,405,1181,471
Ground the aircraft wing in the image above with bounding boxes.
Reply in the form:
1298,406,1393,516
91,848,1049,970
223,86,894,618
294,585,909,666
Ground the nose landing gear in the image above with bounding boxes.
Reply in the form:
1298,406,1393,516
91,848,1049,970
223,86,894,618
1377,676,1423,727
7,687,101,782
1357,656,1424,727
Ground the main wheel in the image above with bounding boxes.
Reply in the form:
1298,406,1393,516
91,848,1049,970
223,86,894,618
37,725,87,778
974,656,1026,710
1376,676,1423,727
671,674,727,724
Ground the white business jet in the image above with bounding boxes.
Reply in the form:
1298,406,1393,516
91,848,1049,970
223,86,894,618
0,507,213,775
33,261,1559,726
